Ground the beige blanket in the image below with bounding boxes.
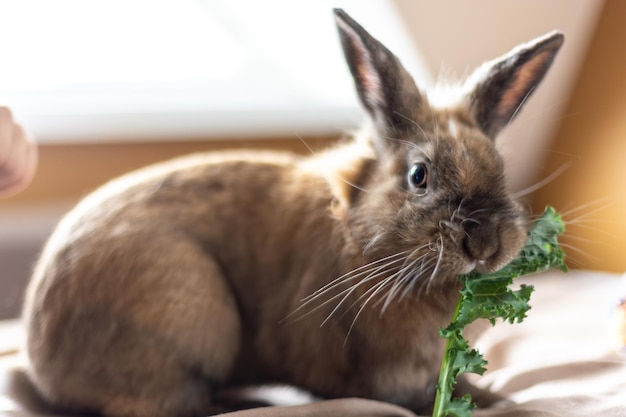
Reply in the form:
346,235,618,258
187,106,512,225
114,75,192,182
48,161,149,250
1,270,625,416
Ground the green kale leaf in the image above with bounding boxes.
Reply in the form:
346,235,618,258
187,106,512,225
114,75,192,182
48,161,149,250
432,206,567,417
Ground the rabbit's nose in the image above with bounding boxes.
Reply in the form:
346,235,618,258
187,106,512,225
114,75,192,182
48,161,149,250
462,221,499,262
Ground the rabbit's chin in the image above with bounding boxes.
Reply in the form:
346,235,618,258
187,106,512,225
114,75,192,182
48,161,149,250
461,260,479,275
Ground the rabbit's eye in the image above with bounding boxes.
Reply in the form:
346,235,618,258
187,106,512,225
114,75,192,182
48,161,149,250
408,163,429,193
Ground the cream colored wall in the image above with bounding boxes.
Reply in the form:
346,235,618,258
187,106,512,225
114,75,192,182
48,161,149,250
534,1,626,272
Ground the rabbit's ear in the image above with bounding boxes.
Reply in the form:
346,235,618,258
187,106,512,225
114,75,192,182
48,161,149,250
334,9,422,135
467,31,564,139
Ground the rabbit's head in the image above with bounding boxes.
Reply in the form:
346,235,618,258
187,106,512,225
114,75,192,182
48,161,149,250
333,9,563,290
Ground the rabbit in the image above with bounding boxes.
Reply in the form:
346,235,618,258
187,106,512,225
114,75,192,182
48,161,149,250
21,8,564,417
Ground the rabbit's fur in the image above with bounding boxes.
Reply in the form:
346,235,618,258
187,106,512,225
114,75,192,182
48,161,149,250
22,9,563,417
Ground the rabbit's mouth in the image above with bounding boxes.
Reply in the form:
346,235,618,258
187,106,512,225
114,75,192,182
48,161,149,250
458,240,525,276
474,260,493,274
459,239,522,275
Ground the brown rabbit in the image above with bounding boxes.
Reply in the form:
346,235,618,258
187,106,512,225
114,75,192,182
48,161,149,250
22,9,563,417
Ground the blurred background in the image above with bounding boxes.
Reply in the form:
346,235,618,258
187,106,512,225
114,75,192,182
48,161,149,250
0,0,622,319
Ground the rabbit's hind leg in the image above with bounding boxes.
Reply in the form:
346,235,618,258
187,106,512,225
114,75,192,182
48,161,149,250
27,235,242,417
98,239,243,417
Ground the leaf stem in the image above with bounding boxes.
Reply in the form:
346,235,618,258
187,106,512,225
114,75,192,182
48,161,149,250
432,296,462,417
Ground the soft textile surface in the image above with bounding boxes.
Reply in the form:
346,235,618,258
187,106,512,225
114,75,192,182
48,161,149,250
1,270,625,417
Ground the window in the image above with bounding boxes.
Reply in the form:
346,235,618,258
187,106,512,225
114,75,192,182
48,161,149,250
0,0,428,142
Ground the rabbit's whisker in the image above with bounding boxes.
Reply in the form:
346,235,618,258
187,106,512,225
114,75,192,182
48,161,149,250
343,272,399,322
394,253,434,302
379,252,431,313
513,161,572,199
286,255,408,324
320,262,403,326
392,111,430,141
561,200,615,224
296,133,372,194
505,85,535,129
320,243,434,327
344,275,398,345
324,245,425,323
302,251,408,302
290,247,426,325
425,235,444,293
406,256,438,298
565,221,618,239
